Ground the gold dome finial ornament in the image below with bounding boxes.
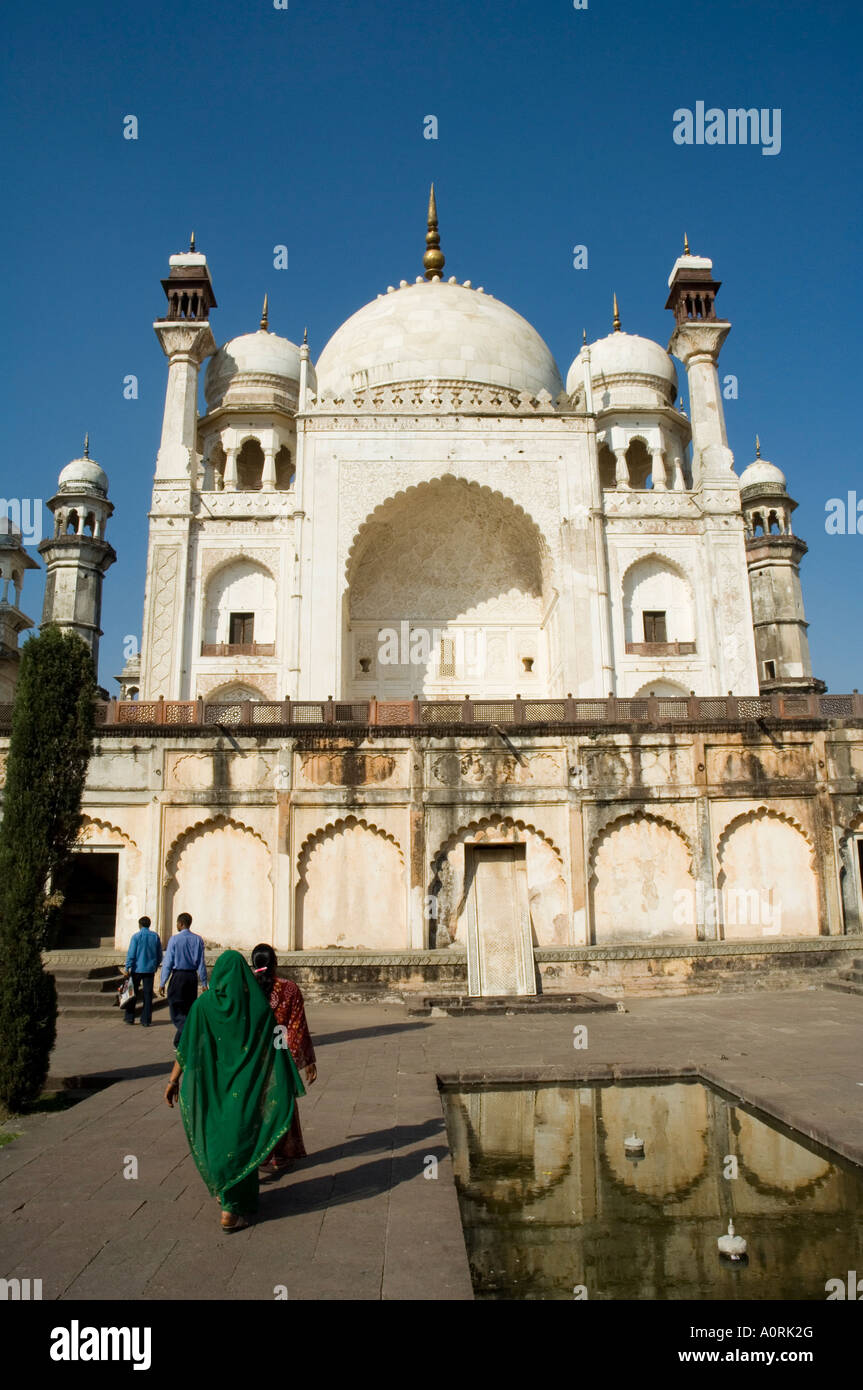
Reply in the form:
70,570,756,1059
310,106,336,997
190,231,196,252
423,183,445,281
260,293,269,331
582,328,587,346
755,434,761,458
684,232,690,255
83,432,89,458
613,292,621,332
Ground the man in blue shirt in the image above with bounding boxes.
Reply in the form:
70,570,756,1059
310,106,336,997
123,916,163,1027
159,912,208,1047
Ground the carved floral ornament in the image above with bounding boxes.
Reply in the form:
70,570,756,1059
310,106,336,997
429,750,560,785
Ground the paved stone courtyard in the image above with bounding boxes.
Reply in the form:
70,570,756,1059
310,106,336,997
2,986,863,1301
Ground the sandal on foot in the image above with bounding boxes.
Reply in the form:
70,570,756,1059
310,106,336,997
220,1211,250,1232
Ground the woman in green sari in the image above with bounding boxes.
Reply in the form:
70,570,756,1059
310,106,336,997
164,949,304,1231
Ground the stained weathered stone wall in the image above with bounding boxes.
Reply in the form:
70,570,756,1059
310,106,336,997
2,722,862,979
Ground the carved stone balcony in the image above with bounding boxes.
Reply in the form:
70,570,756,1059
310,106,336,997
200,642,276,657
625,641,696,657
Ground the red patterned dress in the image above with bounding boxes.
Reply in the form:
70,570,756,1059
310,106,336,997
270,977,316,1160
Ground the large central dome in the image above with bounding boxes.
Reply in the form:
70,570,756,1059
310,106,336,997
314,278,564,399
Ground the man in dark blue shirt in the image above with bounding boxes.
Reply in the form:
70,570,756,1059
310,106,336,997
123,916,163,1027
159,912,208,1047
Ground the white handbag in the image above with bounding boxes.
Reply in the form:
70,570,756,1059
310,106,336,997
118,976,135,1007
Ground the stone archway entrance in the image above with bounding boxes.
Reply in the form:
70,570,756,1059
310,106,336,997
55,851,119,948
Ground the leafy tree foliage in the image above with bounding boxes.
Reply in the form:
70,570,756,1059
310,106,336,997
0,629,96,1110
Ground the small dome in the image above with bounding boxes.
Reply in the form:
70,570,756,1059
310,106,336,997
314,279,563,398
204,330,312,411
58,455,109,495
739,457,787,492
567,331,678,406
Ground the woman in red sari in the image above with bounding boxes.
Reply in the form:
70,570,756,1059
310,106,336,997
251,943,317,1175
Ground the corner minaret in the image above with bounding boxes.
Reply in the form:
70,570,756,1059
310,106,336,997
153,236,217,481
38,440,116,673
0,520,38,700
739,441,825,694
665,241,733,486
140,240,218,699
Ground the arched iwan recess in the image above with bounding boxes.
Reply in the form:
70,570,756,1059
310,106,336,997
715,806,819,939
343,476,557,699
295,816,406,950
589,811,695,945
164,815,273,949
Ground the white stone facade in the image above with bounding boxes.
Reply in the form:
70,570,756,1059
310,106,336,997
138,249,766,707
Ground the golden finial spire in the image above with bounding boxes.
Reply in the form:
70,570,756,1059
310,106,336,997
612,293,621,332
684,232,690,255
303,326,308,344
83,432,89,458
260,294,269,331
755,434,761,458
190,231,196,252
423,182,445,280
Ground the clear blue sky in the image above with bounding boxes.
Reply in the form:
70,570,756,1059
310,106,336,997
2,0,861,691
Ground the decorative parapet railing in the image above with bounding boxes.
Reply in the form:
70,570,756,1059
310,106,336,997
200,642,276,657
2,692,860,734
624,641,696,656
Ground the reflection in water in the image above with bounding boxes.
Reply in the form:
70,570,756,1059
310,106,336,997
442,1081,863,1300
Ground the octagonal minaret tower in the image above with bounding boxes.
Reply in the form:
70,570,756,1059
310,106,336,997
38,438,116,672
139,237,217,699
740,440,824,694
665,240,733,487
0,520,38,700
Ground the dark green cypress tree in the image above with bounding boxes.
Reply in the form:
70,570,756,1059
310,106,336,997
0,627,96,1111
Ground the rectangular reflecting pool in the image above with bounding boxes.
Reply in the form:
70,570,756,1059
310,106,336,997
441,1080,863,1300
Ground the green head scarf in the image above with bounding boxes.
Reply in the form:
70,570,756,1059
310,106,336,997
176,949,305,1200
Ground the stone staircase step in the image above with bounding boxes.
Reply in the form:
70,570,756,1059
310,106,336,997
408,992,618,1017
58,996,168,1016
824,979,863,997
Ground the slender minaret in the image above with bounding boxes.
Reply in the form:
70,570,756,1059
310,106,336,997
665,241,732,486
739,440,824,694
140,238,218,698
665,239,759,694
153,235,218,481
38,439,116,672
0,520,38,700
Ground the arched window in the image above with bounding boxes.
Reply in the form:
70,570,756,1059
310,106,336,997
202,559,277,653
626,439,652,490
236,439,264,491
207,683,267,703
275,445,295,491
66,510,79,535
598,442,617,491
623,556,695,649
